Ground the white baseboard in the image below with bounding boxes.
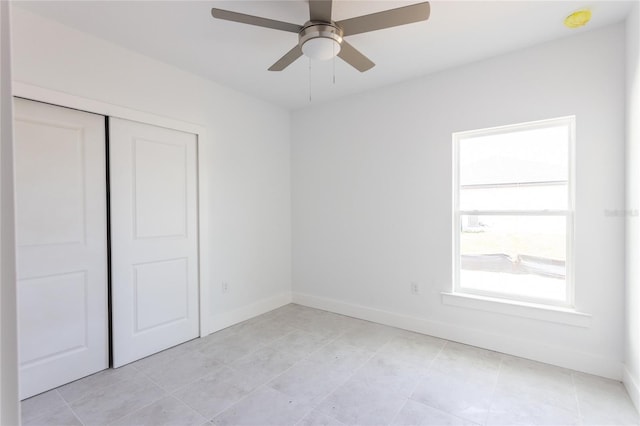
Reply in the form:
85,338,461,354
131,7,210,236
203,292,292,335
292,292,622,380
623,364,640,414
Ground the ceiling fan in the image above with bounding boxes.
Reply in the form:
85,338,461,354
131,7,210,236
211,0,431,72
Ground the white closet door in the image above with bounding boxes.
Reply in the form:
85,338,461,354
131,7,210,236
14,98,108,399
109,118,199,367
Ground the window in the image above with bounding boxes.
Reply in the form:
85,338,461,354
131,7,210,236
453,117,574,307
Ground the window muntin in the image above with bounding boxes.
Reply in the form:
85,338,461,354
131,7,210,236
453,117,574,306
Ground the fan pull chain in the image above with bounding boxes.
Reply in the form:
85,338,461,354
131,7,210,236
308,58,312,102
332,42,336,85
333,61,336,84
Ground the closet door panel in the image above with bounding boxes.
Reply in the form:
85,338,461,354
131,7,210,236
14,98,108,399
109,118,199,367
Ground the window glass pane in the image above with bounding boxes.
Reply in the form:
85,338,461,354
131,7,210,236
459,215,566,301
459,125,569,187
460,183,568,211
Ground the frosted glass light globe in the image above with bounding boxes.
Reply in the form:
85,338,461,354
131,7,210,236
302,37,341,61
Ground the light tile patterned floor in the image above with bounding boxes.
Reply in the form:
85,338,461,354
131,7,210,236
21,304,640,426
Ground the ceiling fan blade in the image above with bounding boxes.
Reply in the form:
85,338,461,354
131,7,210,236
337,40,375,72
337,2,430,36
309,0,333,22
268,45,304,71
211,8,302,33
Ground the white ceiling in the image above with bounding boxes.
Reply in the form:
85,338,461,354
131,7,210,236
14,0,635,110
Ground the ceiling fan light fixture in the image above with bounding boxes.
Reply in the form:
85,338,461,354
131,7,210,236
299,23,343,60
302,37,341,60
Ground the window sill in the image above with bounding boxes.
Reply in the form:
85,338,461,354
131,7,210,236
441,292,591,328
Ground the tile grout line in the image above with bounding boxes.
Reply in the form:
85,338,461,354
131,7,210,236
386,391,412,425
51,365,153,425
481,353,506,426
19,391,66,425
56,388,86,426
170,382,227,422
206,314,354,423
167,364,236,401
21,390,84,426
153,309,307,421
133,323,280,401
293,410,345,426
105,397,159,425
261,315,392,424
90,362,174,425
273,327,359,424
106,394,200,426
387,338,449,426
571,372,585,426
166,362,251,421
300,329,398,422
114,343,253,424
103,384,168,425
301,347,379,420
139,348,261,415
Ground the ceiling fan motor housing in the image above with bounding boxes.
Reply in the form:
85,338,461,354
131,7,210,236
299,22,343,60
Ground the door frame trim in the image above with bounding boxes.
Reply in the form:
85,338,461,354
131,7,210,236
13,82,210,338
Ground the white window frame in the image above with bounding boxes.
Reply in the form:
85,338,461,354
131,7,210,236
452,116,576,308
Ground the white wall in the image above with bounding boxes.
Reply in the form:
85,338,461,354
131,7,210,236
0,2,20,423
292,24,626,379
10,7,292,335
625,2,640,412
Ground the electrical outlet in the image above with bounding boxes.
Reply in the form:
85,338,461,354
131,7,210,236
411,282,420,295
222,281,229,293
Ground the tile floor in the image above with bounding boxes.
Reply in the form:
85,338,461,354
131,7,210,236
21,304,640,426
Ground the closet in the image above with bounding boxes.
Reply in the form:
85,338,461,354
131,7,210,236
14,98,200,399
